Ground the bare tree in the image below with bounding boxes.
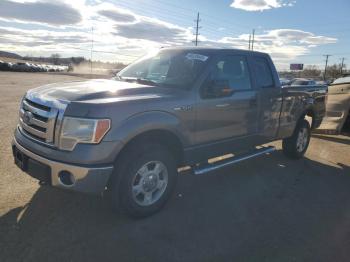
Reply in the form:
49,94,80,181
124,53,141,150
300,65,322,78
50,53,61,65
326,63,347,79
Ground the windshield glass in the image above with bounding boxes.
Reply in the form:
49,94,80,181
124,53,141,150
117,49,210,88
333,76,350,85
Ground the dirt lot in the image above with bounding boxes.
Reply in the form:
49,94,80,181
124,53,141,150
1,72,350,262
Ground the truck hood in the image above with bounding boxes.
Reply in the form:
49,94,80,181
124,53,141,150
27,79,178,103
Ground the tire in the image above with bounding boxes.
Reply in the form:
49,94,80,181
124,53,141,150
108,143,177,218
282,119,311,159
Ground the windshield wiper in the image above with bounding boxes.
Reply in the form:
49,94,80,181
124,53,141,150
135,78,159,86
116,76,158,86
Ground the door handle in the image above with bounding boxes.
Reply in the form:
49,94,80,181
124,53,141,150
215,103,230,108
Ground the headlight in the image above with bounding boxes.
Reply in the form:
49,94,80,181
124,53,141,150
59,117,111,151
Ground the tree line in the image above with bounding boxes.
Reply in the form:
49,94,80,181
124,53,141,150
279,63,348,80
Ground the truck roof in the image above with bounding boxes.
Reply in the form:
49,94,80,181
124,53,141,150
161,46,269,56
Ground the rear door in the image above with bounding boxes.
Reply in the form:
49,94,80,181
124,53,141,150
195,54,259,145
249,55,282,140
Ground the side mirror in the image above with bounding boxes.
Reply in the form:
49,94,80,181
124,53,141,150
206,79,233,98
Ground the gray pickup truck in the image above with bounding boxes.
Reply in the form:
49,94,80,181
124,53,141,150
12,47,327,217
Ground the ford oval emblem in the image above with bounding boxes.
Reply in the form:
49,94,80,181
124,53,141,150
23,111,33,125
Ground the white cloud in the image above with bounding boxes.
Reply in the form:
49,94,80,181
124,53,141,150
0,1,337,68
0,0,82,25
212,29,336,69
113,17,192,43
230,0,295,11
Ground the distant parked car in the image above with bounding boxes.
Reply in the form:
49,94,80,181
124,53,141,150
12,62,32,72
291,78,317,86
28,63,40,72
0,60,9,71
315,80,328,85
318,76,350,133
280,78,292,86
7,62,14,71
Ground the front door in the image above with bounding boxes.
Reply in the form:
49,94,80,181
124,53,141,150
195,54,259,145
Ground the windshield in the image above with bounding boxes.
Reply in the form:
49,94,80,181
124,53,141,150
333,76,350,85
116,49,209,88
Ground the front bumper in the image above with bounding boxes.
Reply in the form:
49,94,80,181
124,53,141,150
12,138,114,194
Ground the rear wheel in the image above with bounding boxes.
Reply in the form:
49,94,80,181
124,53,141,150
282,119,311,159
108,143,177,218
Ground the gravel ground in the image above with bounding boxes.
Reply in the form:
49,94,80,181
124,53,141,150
0,72,350,262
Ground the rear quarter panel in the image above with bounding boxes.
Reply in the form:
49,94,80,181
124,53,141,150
277,85,327,138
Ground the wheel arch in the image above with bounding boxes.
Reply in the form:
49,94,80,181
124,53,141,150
116,129,185,166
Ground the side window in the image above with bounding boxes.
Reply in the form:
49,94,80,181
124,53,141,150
201,55,251,99
214,55,251,90
252,57,274,88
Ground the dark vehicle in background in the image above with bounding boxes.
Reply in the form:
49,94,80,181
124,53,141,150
0,60,9,70
291,78,316,86
12,47,327,217
318,76,350,133
12,62,32,72
291,78,317,86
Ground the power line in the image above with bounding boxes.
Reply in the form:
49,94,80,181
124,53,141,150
193,12,201,46
110,0,250,32
66,46,141,57
323,54,332,80
340,57,346,75
248,34,251,50
90,26,93,77
251,29,255,51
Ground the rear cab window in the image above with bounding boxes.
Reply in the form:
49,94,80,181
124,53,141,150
251,56,274,88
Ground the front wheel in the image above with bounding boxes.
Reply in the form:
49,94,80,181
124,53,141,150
282,119,311,159
108,143,177,218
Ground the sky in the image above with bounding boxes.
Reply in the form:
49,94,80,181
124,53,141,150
0,0,349,70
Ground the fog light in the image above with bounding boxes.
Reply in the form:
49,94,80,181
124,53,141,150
58,170,75,186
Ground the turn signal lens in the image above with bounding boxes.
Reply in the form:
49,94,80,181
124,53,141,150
94,119,111,143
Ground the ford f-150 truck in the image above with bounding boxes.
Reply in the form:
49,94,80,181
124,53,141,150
12,48,327,217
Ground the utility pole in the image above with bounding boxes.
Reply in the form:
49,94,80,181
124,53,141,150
340,57,345,76
323,54,331,81
251,29,255,51
248,34,251,50
90,26,94,77
194,12,201,46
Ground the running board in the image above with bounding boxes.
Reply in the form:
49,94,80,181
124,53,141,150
193,146,276,175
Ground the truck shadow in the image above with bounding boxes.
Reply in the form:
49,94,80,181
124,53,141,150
1,150,350,261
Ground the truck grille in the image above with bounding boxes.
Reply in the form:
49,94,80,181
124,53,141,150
19,98,59,144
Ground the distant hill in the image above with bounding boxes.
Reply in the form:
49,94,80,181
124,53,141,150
0,50,127,69
0,51,22,59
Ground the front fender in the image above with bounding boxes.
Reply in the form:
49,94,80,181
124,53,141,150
106,111,189,146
